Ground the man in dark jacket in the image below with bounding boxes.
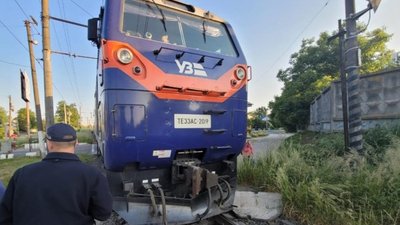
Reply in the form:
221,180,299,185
0,123,113,225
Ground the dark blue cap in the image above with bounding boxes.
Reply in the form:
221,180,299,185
46,123,77,142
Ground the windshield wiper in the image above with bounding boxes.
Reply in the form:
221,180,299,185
151,0,167,32
202,11,211,43
202,20,207,43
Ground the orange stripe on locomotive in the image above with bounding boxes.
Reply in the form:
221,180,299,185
102,40,248,103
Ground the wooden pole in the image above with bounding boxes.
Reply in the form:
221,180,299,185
42,0,55,127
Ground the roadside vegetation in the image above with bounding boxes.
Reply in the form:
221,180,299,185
0,154,96,186
0,128,94,149
0,157,40,186
268,27,394,132
238,124,400,225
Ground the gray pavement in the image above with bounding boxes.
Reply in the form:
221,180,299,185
3,132,293,160
0,143,94,159
248,133,293,159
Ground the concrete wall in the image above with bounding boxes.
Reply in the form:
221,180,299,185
309,68,400,132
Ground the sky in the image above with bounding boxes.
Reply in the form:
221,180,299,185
0,0,399,126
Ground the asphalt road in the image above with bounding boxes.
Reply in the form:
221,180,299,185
247,133,293,159
3,143,94,158
5,133,292,159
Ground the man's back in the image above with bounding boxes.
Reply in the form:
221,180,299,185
0,152,112,225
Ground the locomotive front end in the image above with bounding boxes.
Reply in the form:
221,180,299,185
89,0,250,223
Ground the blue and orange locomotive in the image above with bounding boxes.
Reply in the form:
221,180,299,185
88,0,250,224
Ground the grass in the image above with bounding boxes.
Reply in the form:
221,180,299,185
0,154,97,187
0,157,41,186
77,129,95,144
238,125,400,225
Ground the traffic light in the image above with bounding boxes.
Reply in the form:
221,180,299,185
20,70,30,102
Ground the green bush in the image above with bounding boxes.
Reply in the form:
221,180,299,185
389,122,400,138
238,129,400,225
364,126,392,151
77,129,94,144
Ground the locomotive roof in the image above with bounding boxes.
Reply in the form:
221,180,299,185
142,0,226,23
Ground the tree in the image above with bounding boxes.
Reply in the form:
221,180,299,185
0,107,7,139
358,28,393,74
17,108,37,132
55,101,81,129
268,27,393,132
248,107,268,130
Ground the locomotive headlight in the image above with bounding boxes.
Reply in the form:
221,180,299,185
117,48,133,64
235,67,246,80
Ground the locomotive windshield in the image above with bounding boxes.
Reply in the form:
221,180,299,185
122,0,238,57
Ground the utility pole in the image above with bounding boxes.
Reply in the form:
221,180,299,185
42,0,55,127
328,20,349,150
345,0,363,153
8,95,13,138
25,19,46,156
338,20,350,151
343,0,382,154
64,102,67,123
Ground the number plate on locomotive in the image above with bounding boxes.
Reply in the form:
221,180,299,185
174,114,211,129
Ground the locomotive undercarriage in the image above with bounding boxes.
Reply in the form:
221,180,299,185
107,157,238,225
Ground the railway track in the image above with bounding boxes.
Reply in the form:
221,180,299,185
203,213,247,225
203,212,294,225
97,210,275,225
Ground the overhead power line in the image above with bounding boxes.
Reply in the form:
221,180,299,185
263,0,331,76
13,0,41,35
0,19,29,52
70,0,94,17
0,59,29,68
52,50,97,60
56,0,82,106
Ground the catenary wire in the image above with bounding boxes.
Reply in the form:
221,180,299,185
0,19,29,52
56,0,82,106
13,0,41,35
70,0,94,17
51,20,80,104
262,0,331,76
0,59,29,68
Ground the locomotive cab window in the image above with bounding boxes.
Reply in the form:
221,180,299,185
122,0,238,57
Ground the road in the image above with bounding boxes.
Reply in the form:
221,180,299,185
2,143,94,158
248,133,293,159
4,133,292,159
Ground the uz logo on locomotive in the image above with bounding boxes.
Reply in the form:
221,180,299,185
175,60,207,77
